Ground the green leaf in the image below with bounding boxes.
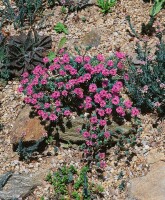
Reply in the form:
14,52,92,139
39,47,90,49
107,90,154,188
57,37,67,51
47,51,56,61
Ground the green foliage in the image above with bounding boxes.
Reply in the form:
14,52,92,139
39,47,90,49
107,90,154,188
150,0,165,16
97,0,116,14
2,30,52,79
46,165,104,199
54,22,68,34
125,33,165,116
16,137,45,160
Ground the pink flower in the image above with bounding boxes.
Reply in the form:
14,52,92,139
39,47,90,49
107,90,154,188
99,153,105,159
106,93,112,99
100,160,106,168
75,56,83,63
86,140,93,146
124,73,129,80
24,97,31,103
115,52,126,59
85,103,92,109
94,93,102,103
42,132,48,137
111,85,121,93
41,79,47,85
97,109,105,116
107,60,114,67
84,56,91,62
154,102,161,107
62,90,68,96
43,57,49,63
83,131,90,138
102,69,109,76
100,100,106,107
49,113,57,121
42,112,48,120
142,85,148,93
83,73,91,81
105,108,112,114
49,65,55,71
116,106,125,116
124,100,132,108
89,84,97,92
100,90,107,98
21,72,29,78
64,110,71,116
44,103,50,108
59,70,66,76
91,134,97,139
53,57,60,63
51,91,60,99
17,86,23,93
112,96,120,105
109,69,117,76
102,79,108,88
131,107,140,117
55,100,61,107
104,131,110,139
100,120,106,126
117,61,124,69
90,116,98,124
85,96,92,103
97,54,105,61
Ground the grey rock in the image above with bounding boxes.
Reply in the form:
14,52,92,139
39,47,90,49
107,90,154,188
0,171,46,200
127,161,165,200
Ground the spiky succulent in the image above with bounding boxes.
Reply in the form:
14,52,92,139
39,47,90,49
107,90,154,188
0,34,10,81
6,30,52,78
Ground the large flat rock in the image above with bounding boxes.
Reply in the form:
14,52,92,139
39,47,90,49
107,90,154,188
127,161,165,200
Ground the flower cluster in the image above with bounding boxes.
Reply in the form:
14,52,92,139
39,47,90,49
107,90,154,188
19,52,140,167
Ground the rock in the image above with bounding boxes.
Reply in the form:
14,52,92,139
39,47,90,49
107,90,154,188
11,105,84,145
0,171,47,200
146,149,165,164
82,29,101,47
127,161,165,200
11,105,46,144
11,105,133,145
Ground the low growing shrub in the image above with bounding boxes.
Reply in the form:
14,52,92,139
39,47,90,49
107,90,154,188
125,28,165,116
19,50,140,165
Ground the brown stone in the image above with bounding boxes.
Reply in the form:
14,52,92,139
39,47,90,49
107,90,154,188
11,105,46,144
127,161,165,200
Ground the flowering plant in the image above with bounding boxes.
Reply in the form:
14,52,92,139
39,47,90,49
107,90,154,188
19,50,140,167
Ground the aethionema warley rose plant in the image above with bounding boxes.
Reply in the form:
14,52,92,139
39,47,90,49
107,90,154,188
18,51,140,167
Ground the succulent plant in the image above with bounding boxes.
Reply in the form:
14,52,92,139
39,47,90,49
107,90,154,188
6,30,52,78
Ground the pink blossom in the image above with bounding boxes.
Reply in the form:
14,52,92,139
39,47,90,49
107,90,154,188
131,107,140,117
100,120,107,126
115,52,126,59
44,103,50,108
142,85,148,93
100,90,107,98
31,98,37,105
17,86,23,93
112,96,120,105
59,70,66,76
83,73,91,81
100,100,106,107
21,78,28,84
90,116,98,124
85,103,92,109
43,132,48,137
84,56,91,62
42,112,48,120
85,96,92,103
41,79,47,85
137,68,143,73
83,131,90,138
21,72,29,78
49,65,55,71
62,90,68,96
117,61,124,69
105,108,112,115
49,113,57,121
55,100,61,107
97,109,105,116
94,93,102,103
54,64,61,70
124,73,129,80
116,106,125,116
97,54,105,61
100,160,106,168
99,153,105,159
107,60,114,67
64,110,71,116
91,134,97,139
102,69,109,76
89,84,97,92
84,63,92,71
70,68,77,75
106,93,112,99
51,91,60,99
43,57,49,63
102,79,108,88
124,100,132,108
111,84,121,93
62,54,70,63
64,64,72,70
109,69,117,76
86,140,93,146
104,131,110,139
65,83,72,90
53,57,60,63
154,102,161,107
75,56,83,63
24,97,31,103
